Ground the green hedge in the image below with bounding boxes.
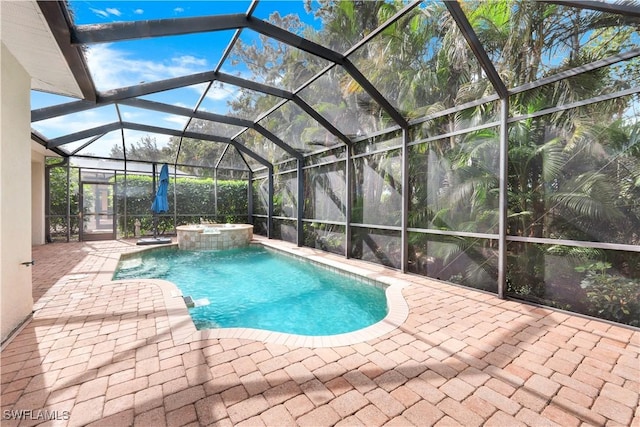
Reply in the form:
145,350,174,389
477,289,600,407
47,164,80,240
115,175,248,236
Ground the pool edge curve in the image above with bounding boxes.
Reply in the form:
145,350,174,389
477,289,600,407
113,238,410,348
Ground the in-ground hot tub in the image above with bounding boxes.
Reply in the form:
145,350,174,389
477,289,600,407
176,224,253,250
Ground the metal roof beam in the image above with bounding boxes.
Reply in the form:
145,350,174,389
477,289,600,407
215,72,294,99
247,18,407,128
48,122,121,147
540,0,640,17
344,0,422,56
32,100,96,122
31,131,49,149
72,13,343,66
120,122,271,168
123,122,193,139
120,99,300,161
510,47,640,95
227,142,271,169
214,144,231,169
121,98,299,160
215,29,242,73
292,96,352,145
94,70,291,105
49,1,406,139
36,1,97,101
36,99,302,164
444,1,508,99
341,58,409,128
70,134,105,156
71,14,249,44
119,98,253,128
253,124,303,160
246,1,259,16
98,71,218,103
66,6,405,131
247,17,344,64
31,132,68,157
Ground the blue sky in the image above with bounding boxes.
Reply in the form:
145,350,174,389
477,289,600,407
68,1,317,25
32,1,323,157
72,1,252,23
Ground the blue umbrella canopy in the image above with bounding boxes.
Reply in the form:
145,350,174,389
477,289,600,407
151,164,169,213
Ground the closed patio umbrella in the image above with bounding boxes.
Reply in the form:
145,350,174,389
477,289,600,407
139,163,171,245
151,163,169,215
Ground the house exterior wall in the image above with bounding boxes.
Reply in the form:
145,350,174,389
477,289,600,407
31,153,46,245
1,43,34,342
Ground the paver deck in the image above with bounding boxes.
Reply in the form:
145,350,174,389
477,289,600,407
1,237,638,426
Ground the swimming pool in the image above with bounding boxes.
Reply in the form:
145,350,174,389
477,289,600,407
114,245,388,336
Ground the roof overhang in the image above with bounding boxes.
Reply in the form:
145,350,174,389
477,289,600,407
1,1,92,99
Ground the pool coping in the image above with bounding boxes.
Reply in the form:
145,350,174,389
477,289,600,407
114,238,410,348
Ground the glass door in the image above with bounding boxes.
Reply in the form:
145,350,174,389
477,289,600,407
80,182,115,241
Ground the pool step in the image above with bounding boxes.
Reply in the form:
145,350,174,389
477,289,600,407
115,259,170,279
182,296,210,308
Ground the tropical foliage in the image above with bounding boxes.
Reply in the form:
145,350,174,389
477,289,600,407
46,159,80,241
239,0,639,325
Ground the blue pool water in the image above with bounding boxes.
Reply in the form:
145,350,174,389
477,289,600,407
114,246,388,336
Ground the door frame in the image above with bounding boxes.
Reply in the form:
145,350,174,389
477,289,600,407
79,180,116,241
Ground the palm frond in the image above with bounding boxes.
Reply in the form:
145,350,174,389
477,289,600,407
536,137,567,181
549,172,624,222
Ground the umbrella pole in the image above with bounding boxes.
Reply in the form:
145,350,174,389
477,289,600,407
153,215,158,239
139,163,171,246
152,163,157,239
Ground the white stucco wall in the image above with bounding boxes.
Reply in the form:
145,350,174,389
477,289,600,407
1,43,34,342
31,153,46,245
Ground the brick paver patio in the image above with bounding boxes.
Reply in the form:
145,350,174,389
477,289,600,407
1,238,638,426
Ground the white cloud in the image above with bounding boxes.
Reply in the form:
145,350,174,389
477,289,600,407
205,85,233,101
173,56,207,67
163,115,189,127
90,7,121,19
121,110,142,121
85,44,209,91
174,7,184,13
133,9,144,15
90,8,109,18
